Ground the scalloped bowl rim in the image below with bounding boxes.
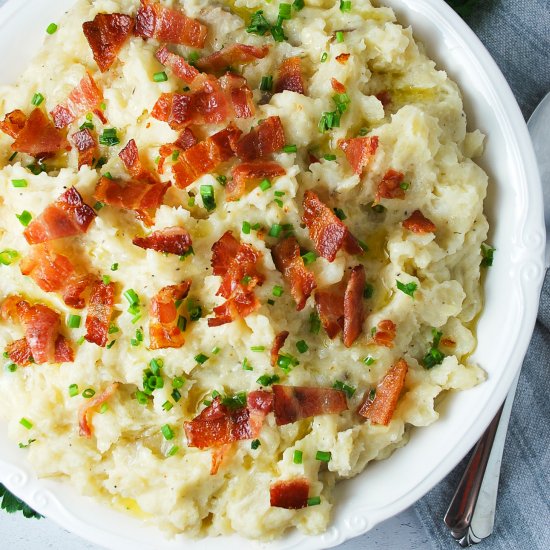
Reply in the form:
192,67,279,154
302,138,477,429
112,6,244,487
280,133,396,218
0,0,545,549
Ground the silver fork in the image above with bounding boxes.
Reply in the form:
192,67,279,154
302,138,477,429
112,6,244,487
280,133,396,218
444,91,550,546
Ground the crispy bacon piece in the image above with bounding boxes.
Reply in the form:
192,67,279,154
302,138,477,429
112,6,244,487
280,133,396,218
271,331,289,367
343,265,365,347
375,169,406,203
149,281,191,349
302,190,362,262
155,45,199,83
85,280,115,347
272,237,316,311
208,231,264,326
272,385,348,426
373,319,397,348
51,72,104,129
79,382,119,438
339,136,379,175
247,390,274,416
71,128,98,169
83,13,134,72
270,479,309,509
219,73,255,119
441,337,456,348
119,139,158,184
210,443,233,475
196,44,269,72
0,109,26,138
133,226,192,255
275,57,305,95
6,339,33,367
315,285,345,339
358,359,408,425
135,0,207,48
8,108,69,156
172,125,241,189
158,128,197,173
151,92,192,130
402,210,436,234
19,244,91,309
24,187,96,245
94,176,170,226
336,53,350,64
331,78,346,94
227,160,285,201
234,116,285,161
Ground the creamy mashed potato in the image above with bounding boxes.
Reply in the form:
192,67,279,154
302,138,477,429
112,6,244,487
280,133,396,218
0,0,488,539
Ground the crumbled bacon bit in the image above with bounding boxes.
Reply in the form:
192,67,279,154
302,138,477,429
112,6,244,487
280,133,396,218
272,385,348,426
149,281,191,349
208,289,260,327
234,116,285,162
375,169,406,203
71,128,98,169
19,244,92,309
85,280,115,347
83,13,134,72
343,265,365,347
151,93,191,130
51,72,104,129
271,331,289,367
79,382,119,437
441,337,456,348
315,284,345,339
247,390,274,415
196,44,269,73
302,190,362,261
358,359,408,425
158,128,197,173
339,136,379,175
275,57,305,95
171,125,241,189
210,443,233,475
330,78,346,94
270,478,310,509
155,45,199,83
211,231,240,276
227,160,286,201
135,0,207,48
402,210,436,234
271,237,317,311
119,139,158,184
94,176,170,226
0,109,26,138
6,339,33,367
335,53,350,64
373,319,397,348
7,108,70,157
24,187,96,245
219,73,255,119
133,226,192,255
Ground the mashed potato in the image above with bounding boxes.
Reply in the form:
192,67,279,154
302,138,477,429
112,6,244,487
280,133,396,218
0,0,488,539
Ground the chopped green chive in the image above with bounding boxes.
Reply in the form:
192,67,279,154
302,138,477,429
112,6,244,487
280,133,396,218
250,346,265,352
318,111,341,133
19,418,33,430
333,207,346,220
256,374,280,386
242,221,251,234
99,128,120,146
396,280,417,298
216,175,227,186
251,439,261,450
315,450,331,462
82,388,96,399
162,400,173,412
260,75,273,91
221,391,248,410
363,283,374,299
161,424,174,440
149,358,163,375
93,201,104,211
309,312,321,334
79,121,94,131
333,380,356,398
46,23,58,34
277,353,299,372
99,403,109,414
171,150,180,162
323,154,336,161
153,71,168,82
268,224,282,237
320,52,328,62
5,363,17,373
307,496,321,506
16,211,32,227
242,357,253,371
111,263,119,271
108,324,119,334
271,24,286,42
135,391,148,405
333,92,351,113
200,184,216,212
272,285,284,297
187,196,195,207
0,249,19,266
267,299,275,305
372,203,386,213
66,314,81,329
259,179,272,191
31,93,44,106
295,340,309,353
336,31,344,43
106,339,116,349
187,299,202,321
211,346,221,355
359,127,369,136
130,328,144,346
69,384,79,397
363,355,375,366
293,450,303,464
8,152,17,162
423,328,445,369
340,0,352,12
301,251,317,265
278,3,292,20
195,353,209,364
166,445,179,457
246,11,271,35
172,377,185,389
400,181,410,190
177,315,187,332
187,51,200,65
283,144,297,153
124,289,139,306
274,199,283,208
481,243,495,267
293,0,304,10
102,275,111,285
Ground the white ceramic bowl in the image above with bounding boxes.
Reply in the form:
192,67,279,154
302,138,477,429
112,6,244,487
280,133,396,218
0,1,545,548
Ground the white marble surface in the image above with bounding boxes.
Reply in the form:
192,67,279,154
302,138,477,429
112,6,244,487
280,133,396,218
0,506,434,550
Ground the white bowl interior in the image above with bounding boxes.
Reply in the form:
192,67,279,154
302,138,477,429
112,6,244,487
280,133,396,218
0,1,545,549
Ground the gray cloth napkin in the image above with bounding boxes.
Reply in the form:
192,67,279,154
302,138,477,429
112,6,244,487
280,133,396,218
414,1,550,548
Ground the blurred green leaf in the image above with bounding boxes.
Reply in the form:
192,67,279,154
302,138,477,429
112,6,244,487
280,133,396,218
446,0,480,17
0,484,42,519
